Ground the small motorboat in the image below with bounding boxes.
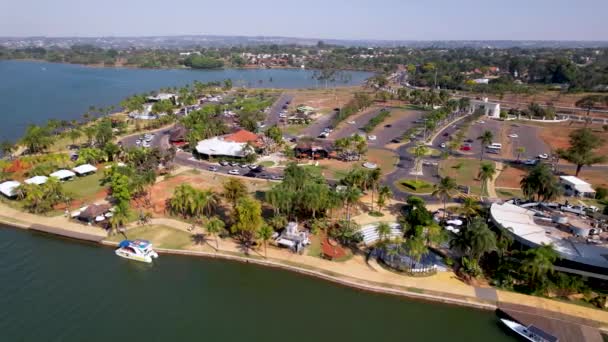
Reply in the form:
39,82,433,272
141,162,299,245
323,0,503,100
500,318,558,342
115,239,159,263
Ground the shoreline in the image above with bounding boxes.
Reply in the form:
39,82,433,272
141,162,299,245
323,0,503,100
2,214,608,332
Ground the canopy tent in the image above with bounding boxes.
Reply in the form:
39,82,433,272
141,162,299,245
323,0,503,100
50,169,76,181
78,203,112,222
24,175,48,185
72,164,97,175
0,181,20,198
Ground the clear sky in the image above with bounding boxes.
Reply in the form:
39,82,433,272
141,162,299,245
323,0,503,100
1,0,607,41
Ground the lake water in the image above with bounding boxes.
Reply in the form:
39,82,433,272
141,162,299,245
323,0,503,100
0,60,372,141
0,227,515,341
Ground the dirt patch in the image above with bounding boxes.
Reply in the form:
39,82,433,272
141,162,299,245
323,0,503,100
538,123,608,156
495,165,528,188
366,148,398,174
289,87,362,114
577,169,608,189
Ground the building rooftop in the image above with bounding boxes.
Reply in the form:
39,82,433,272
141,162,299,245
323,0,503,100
224,129,259,144
490,202,608,270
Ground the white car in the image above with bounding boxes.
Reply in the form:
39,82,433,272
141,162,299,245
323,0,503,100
477,120,485,124
367,135,377,141
135,140,141,145
440,142,446,148
279,113,287,118
228,169,240,175
523,159,538,166
538,153,549,159
508,134,519,138
348,120,356,125
142,142,151,148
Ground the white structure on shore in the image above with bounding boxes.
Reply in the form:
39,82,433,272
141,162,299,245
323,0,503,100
195,137,253,158
25,175,48,185
490,202,608,273
50,169,76,181
359,223,402,245
73,164,97,176
468,98,501,118
0,180,21,198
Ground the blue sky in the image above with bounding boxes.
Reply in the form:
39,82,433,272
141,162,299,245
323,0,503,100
1,0,607,40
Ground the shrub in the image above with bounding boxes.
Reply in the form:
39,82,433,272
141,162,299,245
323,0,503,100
401,179,433,192
595,187,608,200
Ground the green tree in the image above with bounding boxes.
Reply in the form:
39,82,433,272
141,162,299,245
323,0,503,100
405,236,428,268
206,216,225,250
68,128,82,146
376,222,392,244
575,95,603,126
257,224,274,258
343,186,362,228
520,164,562,202
556,128,606,176
265,125,283,144
376,185,392,212
477,130,493,160
232,196,263,238
95,119,114,147
519,244,558,292
222,178,248,210
450,217,496,263
478,162,496,197
109,202,130,235
21,125,53,154
461,197,482,219
413,143,428,181
432,176,458,219
0,140,15,157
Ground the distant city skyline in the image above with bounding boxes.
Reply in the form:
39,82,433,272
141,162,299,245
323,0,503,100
1,0,607,41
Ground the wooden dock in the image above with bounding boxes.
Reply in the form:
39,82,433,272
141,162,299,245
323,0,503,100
498,303,604,342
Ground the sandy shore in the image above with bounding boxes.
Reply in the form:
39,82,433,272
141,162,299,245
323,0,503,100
1,203,607,329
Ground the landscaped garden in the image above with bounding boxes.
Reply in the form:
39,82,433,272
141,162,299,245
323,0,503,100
395,178,435,194
107,224,193,249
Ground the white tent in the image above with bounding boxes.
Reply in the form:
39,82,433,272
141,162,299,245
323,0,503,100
195,137,252,158
24,176,48,185
72,164,97,175
0,181,21,198
50,169,76,181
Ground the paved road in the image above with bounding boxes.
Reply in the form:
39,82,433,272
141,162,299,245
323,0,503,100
331,108,382,140
301,111,336,138
507,123,550,159
121,128,171,149
174,151,284,180
265,93,293,128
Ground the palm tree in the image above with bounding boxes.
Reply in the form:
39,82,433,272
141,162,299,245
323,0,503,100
477,162,496,197
513,146,525,162
375,222,392,244
451,217,496,263
206,216,225,250
109,203,130,235
460,197,481,219
520,164,561,202
477,130,493,160
343,186,362,229
520,243,558,289
413,144,428,180
405,236,428,269
257,225,274,258
432,176,458,219
366,168,382,212
376,185,392,212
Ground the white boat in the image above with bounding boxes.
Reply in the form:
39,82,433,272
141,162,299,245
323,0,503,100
500,318,558,342
115,239,159,263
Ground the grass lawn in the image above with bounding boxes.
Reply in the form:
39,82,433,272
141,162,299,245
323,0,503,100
307,234,322,258
366,148,398,174
62,172,105,201
394,178,435,194
496,188,524,199
106,224,193,249
406,146,441,157
259,161,275,167
438,158,484,187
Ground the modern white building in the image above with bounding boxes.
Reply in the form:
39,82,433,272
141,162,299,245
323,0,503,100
0,180,21,198
490,202,608,275
468,98,501,118
559,176,596,198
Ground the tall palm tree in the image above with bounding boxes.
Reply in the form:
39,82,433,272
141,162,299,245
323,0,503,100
376,185,392,212
110,203,130,236
257,225,274,258
478,162,496,197
206,216,225,250
461,197,482,219
367,168,382,212
477,130,493,161
375,222,392,244
405,236,428,269
343,186,362,229
432,176,458,219
520,164,561,202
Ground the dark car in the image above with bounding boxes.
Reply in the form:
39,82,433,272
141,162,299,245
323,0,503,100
443,132,450,137
285,100,291,104
465,138,474,143
384,124,392,128
244,171,257,178
391,138,401,143
282,105,288,109
258,173,271,179
252,165,264,173
271,174,284,181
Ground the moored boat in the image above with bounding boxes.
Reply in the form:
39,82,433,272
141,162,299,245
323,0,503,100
115,239,159,263
500,318,558,342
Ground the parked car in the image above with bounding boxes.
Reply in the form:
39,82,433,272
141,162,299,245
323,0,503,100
443,132,449,137
384,124,392,128
440,142,446,148
244,171,257,178
258,173,270,179
271,174,284,180
249,164,259,170
219,160,229,166
135,139,142,145
367,135,377,141
460,145,471,151
508,134,519,138
348,120,356,125
240,164,250,169
391,138,401,143
208,166,219,172
523,159,538,166
465,138,474,143
538,153,549,159
228,169,240,175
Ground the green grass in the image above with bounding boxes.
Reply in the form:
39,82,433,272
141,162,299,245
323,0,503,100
496,188,524,199
406,147,441,157
106,224,193,249
62,172,104,201
259,161,275,167
438,158,484,187
307,235,322,258
395,178,435,194
283,124,309,136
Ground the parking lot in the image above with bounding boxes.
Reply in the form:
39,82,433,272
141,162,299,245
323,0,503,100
174,151,284,180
